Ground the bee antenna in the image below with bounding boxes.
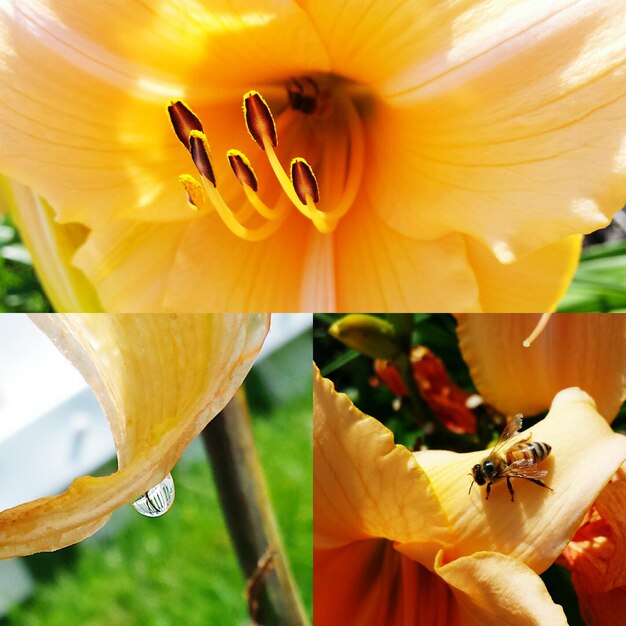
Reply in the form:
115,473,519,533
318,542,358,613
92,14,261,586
468,477,475,495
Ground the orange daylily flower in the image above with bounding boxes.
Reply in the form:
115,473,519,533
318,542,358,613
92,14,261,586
1,2,626,311
0,313,269,558
374,345,477,434
558,464,626,626
314,366,626,625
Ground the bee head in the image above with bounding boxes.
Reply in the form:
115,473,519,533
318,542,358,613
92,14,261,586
471,463,486,485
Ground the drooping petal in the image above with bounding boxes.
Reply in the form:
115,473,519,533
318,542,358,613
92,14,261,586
457,313,626,420
315,539,459,626
0,313,269,558
0,0,327,225
465,235,581,313
416,388,626,574
313,365,448,551
366,1,626,260
559,466,626,626
335,203,481,311
433,551,568,626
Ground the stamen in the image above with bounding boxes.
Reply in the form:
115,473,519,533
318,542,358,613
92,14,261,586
168,79,365,241
523,313,552,348
291,158,319,204
243,91,277,150
168,100,203,150
178,174,204,211
203,183,286,242
189,131,216,186
227,149,258,191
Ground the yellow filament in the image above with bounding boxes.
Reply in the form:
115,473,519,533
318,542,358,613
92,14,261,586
257,92,363,234
202,178,286,242
306,197,334,234
523,313,552,348
242,185,289,221
312,94,364,222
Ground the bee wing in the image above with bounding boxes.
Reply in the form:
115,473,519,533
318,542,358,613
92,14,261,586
490,414,523,455
504,459,549,479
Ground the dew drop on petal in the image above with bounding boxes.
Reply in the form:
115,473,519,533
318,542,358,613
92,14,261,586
131,473,175,517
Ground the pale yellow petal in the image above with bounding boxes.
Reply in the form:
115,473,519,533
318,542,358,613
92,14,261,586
434,551,567,626
335,203,480,311
457,313,626,420
0,313,269,558
296,0,471,86
416,388,626,573
74,212,315,312
368,1,626,259
465,235,581,313
313,366,448,551
72,219,192,312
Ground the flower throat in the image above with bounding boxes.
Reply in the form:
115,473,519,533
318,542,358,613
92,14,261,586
167,76,365,241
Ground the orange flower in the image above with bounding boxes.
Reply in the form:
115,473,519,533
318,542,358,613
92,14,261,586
374,346,477,434
314,367,626,624
1,2,626,310
558,465,626,625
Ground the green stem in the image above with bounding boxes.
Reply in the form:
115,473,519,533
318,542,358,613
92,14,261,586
393,353,432,428
201,389,309,626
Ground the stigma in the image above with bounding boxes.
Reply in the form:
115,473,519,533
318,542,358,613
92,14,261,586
167,79,364,242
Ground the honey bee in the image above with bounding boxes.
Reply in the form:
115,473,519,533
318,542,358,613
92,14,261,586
468,414,553,502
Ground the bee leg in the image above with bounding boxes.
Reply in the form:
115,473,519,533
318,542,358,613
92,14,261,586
523,477,553,492
506,477,515,502
485,482,492,500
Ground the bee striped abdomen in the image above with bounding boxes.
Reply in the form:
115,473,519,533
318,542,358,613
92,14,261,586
506,442,551,465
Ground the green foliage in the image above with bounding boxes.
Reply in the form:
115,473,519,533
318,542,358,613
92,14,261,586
4,335,312,625
0,215,51,312
559,240,626,312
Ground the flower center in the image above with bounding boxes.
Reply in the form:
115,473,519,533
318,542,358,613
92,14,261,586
167,76,365,241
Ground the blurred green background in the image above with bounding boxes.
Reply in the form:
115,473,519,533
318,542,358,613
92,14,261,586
1,327,312,626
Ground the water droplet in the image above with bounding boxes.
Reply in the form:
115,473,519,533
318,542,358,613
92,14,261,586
132,473,175,517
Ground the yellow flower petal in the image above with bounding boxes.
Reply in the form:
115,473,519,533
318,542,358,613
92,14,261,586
296,0,469,87
435,551,567,626
416,388,626,573
0,313,269,558
313,365,448,550
73,212,315,311
465,235,581,312
335,206,480,311
457,313,626,420
369,1,626,260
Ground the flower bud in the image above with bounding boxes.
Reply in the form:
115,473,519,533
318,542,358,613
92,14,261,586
329,314,403,360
